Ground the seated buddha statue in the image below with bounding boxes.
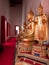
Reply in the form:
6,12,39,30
27,9,34,34
21,9,35,41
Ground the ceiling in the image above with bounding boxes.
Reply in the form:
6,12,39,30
9,0,22,7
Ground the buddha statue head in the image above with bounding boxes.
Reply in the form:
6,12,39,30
27,8,34,22
38,4,43,15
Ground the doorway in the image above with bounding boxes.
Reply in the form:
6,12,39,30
15,25,20,35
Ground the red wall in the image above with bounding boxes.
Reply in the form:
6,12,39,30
1,16,5,44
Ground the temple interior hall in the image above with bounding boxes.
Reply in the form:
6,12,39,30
0,0,49,65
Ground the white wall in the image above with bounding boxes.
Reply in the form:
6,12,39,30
3,0,10,41
2,0,10,22
0,0,10,43
41,0,49,15
10,5,22,37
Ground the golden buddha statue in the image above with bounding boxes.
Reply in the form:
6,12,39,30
27,9,35,35
21,9,35,41
34,4,48,41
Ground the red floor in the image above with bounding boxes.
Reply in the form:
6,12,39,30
0,37,16,65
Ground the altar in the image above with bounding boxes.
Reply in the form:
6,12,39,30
15,4,49,65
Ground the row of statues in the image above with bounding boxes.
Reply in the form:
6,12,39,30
20,4,48,42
